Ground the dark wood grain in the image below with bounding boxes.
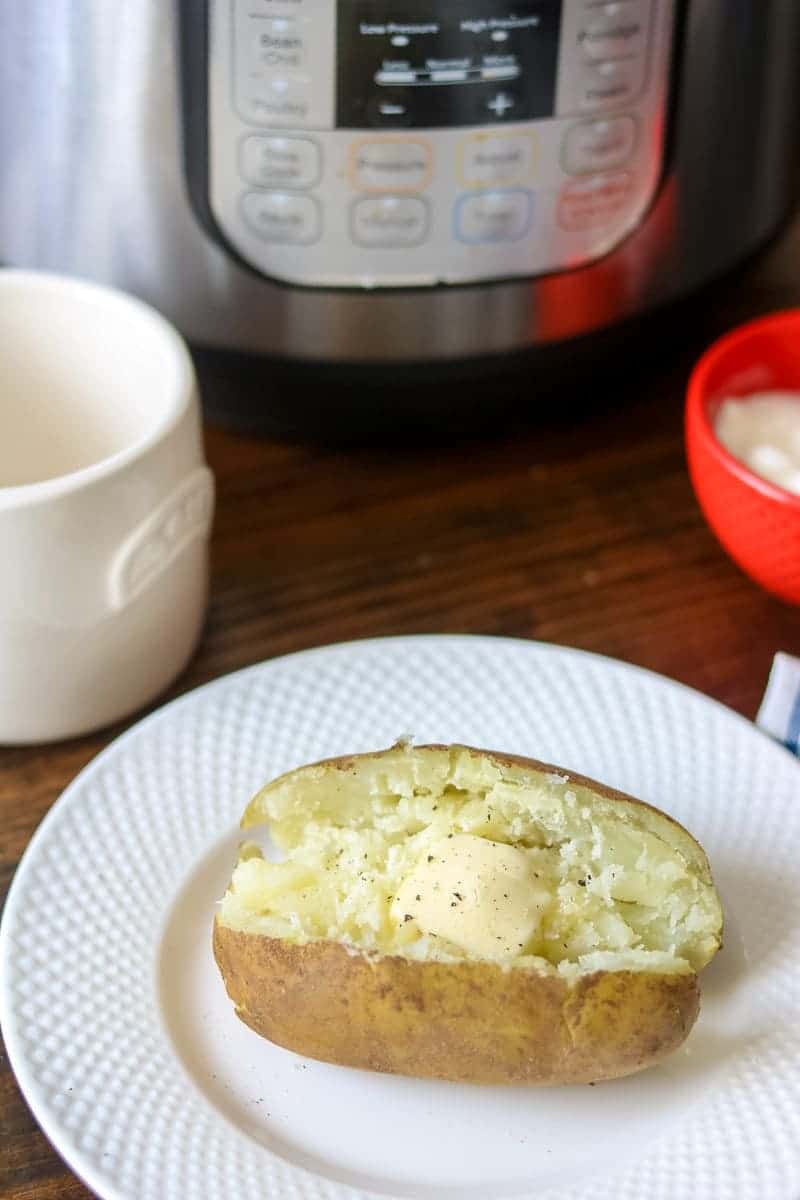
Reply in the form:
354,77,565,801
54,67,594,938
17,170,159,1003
2,217,800,1199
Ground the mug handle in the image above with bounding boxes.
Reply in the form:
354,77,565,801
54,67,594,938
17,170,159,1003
107,467,215,611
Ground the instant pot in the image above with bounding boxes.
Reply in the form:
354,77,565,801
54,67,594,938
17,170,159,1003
1,2,799,429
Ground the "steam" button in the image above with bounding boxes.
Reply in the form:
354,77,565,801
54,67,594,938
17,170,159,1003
578,58,643,111
563,116,637,175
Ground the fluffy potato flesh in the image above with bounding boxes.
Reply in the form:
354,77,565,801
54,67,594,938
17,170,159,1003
219,744,722,982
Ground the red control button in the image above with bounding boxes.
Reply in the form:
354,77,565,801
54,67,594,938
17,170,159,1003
557,172,633,231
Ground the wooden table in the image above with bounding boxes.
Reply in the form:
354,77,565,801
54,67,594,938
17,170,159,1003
3,216,800,1198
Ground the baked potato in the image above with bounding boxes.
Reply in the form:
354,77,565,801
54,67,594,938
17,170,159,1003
214,742,723,1085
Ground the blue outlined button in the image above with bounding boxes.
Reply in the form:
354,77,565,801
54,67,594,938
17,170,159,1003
454,189,533,244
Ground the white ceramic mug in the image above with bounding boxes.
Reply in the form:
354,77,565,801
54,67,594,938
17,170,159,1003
0,271,214,743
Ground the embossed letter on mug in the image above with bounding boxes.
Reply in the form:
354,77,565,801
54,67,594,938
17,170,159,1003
0,271,214,743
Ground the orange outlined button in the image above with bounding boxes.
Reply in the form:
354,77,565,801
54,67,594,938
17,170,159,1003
349,138,432,193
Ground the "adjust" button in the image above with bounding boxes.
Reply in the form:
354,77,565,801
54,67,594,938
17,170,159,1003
455,190,533,243
241,191,321,243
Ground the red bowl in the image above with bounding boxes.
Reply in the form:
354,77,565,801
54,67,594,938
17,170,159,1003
686,309,800,605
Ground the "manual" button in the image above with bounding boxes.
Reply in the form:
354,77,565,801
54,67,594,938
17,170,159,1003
455,190,533,243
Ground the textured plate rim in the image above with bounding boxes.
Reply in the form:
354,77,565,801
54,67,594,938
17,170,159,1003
1,633,797,1200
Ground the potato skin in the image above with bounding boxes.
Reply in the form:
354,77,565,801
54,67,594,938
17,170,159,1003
213,921,700,1085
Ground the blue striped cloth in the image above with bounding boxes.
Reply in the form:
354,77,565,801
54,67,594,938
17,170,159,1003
756,653,800,755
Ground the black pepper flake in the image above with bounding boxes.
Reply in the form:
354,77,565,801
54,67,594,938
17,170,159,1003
453,892,463,901
447,833,453,839
503,893,508,899
577,879,587,887
450,901,457,907
415,894,421,901
427,855,435,863
403,914,413,923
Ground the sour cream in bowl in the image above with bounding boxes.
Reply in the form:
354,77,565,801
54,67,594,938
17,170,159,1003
686,310,800,605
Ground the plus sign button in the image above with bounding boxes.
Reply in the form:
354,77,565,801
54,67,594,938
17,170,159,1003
484,90,519,121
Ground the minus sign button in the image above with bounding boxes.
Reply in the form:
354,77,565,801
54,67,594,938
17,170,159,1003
375,70,418,84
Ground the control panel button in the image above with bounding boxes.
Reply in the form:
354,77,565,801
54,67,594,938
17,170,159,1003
562,116,636,174
455,190,533,244
241,191,321,243
237,74,312,127
246,16,306,71
557,172,633,230
234,0,335,129
350,140,432,193
578,58,644,110
485,90,520,120
240,135,320,189
460,132,535,188
350,196,429,247
366,94,414,128
578,2,649,62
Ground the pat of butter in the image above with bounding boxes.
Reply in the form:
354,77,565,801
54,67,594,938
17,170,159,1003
392,834,550,959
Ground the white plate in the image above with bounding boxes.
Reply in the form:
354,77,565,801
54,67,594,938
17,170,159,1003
3,635,800,1200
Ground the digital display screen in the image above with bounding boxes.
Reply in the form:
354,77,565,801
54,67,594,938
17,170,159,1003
336,1,563,129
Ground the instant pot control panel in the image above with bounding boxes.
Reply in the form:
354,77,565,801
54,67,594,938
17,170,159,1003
197,0,676,287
